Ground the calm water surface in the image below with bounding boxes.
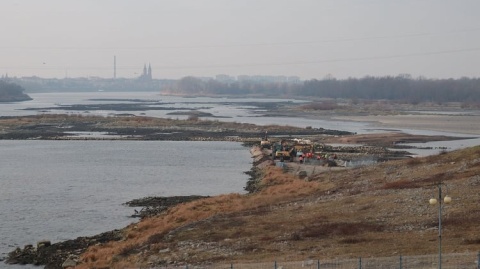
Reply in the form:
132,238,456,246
0,140,251,268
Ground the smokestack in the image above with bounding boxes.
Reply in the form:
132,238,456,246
114,56,116,79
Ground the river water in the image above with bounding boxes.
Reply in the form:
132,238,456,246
0,140,251,268
1,92,480,268
0,92,371,134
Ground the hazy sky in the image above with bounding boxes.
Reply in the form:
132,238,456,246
2,0,480,80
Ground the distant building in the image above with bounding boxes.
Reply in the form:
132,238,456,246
138,63,152,81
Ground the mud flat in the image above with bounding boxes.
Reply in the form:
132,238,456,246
333,114,480,135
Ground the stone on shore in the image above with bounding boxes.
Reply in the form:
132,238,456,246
61,255,78,268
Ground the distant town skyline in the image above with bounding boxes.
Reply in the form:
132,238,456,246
2,0,480,80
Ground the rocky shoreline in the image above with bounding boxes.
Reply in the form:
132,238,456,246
6,230,124,268
4,144,272,268
5,196,209,268
125,195,208,219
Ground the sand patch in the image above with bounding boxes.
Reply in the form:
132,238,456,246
333,114,480,135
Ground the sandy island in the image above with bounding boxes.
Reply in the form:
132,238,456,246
333,114,480,135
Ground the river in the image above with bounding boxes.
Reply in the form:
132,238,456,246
1,92,479,268
0,140,251,269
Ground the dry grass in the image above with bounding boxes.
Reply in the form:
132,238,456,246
74,145,480,268
300,101,339,111
0,114,309,136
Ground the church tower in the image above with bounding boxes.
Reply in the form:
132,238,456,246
138,63,152,81
143,64,147,77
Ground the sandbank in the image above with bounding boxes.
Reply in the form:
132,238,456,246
333,114,480,136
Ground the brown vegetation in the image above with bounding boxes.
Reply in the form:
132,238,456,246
72,145,480,268
320,132,461,147
299,101,339,111
0,114,345,141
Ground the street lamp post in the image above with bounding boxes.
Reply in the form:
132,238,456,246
429,183,452,269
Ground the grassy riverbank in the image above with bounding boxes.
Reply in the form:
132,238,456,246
53,145,480,268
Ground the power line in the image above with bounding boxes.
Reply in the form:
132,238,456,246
154,47,480,69
1,28,480,51
3,47,478,71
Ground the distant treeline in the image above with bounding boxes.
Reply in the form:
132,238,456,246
165,76,480,103
0,80,32,102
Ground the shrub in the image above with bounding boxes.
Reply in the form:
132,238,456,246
406,157,422,166
118,243,140,257
82,253,97,263
463,238,480,245
301,101,339,111
147,232,167,245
